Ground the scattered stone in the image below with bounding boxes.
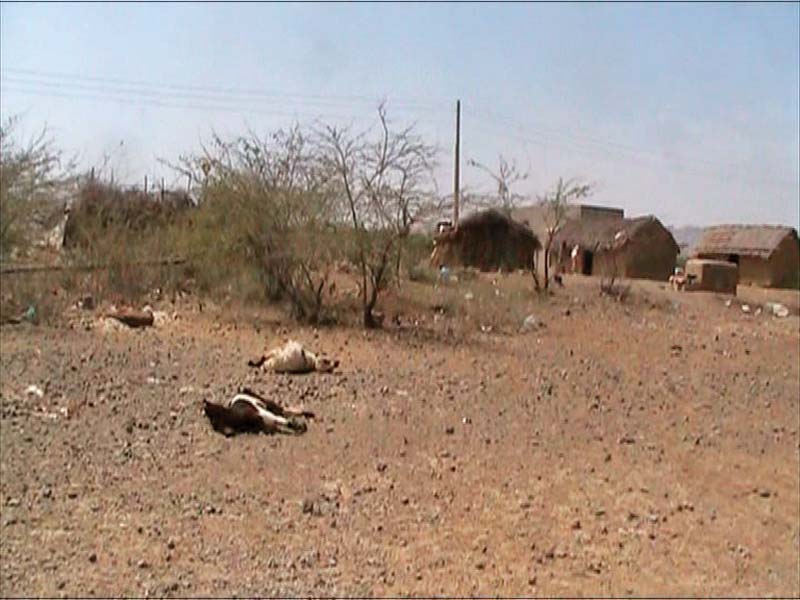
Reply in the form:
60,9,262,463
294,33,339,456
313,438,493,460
766,302,790,318
25,385,45,399
445,426,455,435
88,553,97,563
521,314,541,332
78,295,94,310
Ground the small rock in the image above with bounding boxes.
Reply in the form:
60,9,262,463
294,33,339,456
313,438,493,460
78,295,94,310
137,559,149,569
88,553,97,563
521,314,540,332
445,426,455,435
376,461,388,473
766,302,790,318
25,385,45,399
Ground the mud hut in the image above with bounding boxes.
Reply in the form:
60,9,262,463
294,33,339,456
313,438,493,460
553,215,679,281
430,209,541,272
692,225,799,288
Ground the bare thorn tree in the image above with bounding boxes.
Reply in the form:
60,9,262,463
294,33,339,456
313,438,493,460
537,177,592,290
467,154,529,215
0,117,74,259
318,104,437,327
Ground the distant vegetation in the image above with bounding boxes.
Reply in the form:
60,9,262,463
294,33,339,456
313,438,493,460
0,111,445,326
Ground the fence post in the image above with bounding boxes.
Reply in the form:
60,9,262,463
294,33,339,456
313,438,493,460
144,175,148,195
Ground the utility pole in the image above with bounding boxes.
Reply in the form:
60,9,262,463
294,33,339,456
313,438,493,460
453,99,461,229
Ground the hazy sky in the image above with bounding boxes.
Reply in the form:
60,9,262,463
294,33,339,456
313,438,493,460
2,2,798,227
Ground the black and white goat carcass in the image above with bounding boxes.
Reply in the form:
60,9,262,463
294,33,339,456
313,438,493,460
203,388,314,436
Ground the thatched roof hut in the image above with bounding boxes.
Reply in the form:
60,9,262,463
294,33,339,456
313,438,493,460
553,215,679,281
430,209,541,272
693,225,799,288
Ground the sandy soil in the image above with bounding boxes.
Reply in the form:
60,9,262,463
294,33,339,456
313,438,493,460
1,275,798,597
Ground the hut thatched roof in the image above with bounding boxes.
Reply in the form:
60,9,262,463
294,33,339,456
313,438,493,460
693,225,798,259
554,215,677,253
448,208,541,250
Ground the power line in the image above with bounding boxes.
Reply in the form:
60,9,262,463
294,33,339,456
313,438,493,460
464,106,799,188
1,82,409,125
2,67,450,114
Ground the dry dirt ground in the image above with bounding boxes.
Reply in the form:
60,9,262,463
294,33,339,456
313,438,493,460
1,274,798,597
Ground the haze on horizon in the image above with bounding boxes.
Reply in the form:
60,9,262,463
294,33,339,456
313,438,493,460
1,2,798,228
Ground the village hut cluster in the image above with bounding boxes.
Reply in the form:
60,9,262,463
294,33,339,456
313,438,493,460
428,202,799,293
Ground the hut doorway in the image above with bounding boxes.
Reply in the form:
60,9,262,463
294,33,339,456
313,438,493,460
727,254,740,265
583,251,594,275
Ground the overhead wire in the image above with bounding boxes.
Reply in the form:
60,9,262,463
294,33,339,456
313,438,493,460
463,105,798,188
3,68,796,189
3,67,451,114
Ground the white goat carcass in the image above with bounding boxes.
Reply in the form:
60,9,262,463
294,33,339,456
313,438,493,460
250,340,339,374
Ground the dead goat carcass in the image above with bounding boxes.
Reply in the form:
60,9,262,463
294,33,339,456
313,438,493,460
203,388,314,436
248,340,339,374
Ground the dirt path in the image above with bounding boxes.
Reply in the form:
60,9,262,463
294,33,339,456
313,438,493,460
1,277,798,596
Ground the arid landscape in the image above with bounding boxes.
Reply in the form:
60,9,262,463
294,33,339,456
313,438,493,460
1,274,798,597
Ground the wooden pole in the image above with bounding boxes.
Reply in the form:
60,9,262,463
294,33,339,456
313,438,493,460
144,175,148,194
453,99,461,229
